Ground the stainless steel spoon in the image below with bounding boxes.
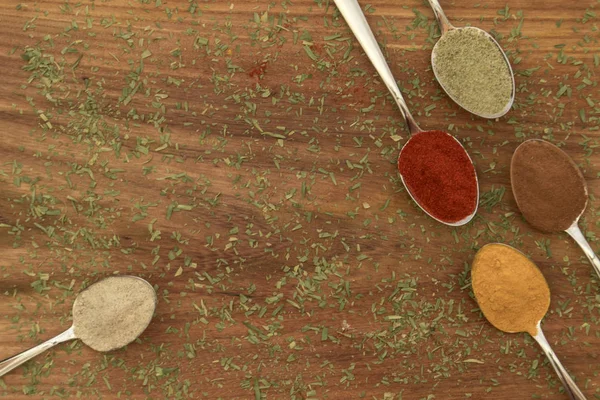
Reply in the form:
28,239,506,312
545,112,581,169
427,0,516,118
0,276,157,377
473,243,587,400
566,221,600,279
511,139,600,280
333,0,479,226
564,173,600,279
533,321,587,400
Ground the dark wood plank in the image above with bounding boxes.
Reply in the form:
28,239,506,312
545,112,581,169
0,0,599,398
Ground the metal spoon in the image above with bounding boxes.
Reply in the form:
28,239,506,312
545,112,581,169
566,221,600,280
427,0,515,118
0,276,156,377
333,0,479,226
564,172,600,278
511,139,600,280
472,243,587,400
534,320,587,400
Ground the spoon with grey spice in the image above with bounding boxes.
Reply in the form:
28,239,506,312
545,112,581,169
0,275,157,377
427,0,515,118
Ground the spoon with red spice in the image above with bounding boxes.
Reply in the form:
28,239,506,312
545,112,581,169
333,0,479,225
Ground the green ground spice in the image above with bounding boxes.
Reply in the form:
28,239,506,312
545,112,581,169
432,27,513,117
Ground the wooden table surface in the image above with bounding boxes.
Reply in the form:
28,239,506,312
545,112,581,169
0,0,599,398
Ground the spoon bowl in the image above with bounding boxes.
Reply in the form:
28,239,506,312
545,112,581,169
428,0,515,118
334,0,479,226
398,130,479,225
0,275,156,377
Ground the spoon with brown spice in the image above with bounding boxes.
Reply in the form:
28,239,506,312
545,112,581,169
511,139,600,280
427,0,515,118
333,0,479,226
0,276,156,377
472,244,587,400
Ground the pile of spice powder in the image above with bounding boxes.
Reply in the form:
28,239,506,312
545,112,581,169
511,139,588,232
471,244,550,336
432,27,513,117
73,276,156,352
398,130,477,223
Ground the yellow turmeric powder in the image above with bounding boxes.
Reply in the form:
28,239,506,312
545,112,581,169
471,243,550,336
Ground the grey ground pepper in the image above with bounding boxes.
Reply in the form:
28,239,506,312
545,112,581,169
432,27,513,117
73,276,156,352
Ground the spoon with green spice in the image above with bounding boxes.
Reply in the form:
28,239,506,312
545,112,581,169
333,0,479,226
0,276,157,377
427,0,515,118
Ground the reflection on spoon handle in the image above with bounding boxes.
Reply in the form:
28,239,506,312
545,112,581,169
566,223,600,280
0,327,76,377
426,0,453,35
533,326,587,400
332,0,422,134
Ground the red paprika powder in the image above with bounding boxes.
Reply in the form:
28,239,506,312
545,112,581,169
398,130,478,223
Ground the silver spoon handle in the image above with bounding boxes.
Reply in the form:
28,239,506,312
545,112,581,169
426,0,453,35
533,326,587,400
0,327,76,377
333,0,421,134
566,223,600,280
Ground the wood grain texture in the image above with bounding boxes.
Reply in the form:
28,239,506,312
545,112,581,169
0,0,599,399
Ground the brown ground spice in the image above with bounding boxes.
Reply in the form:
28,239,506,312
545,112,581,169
510,139,587,232
471,244,550,336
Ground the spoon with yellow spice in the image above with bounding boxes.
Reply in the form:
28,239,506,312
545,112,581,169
472,244,586,400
